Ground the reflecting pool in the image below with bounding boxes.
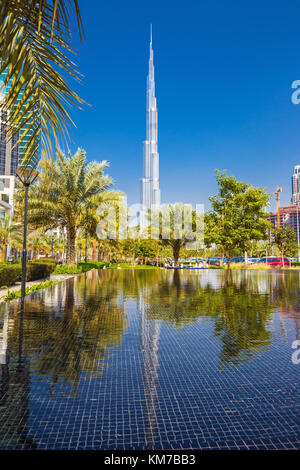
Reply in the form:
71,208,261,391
0,269,299,449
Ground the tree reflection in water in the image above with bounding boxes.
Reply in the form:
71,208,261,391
1,269,300,383
143,269,300,367
4,272,127,393
0,269,300,448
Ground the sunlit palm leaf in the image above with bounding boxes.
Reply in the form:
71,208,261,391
0,1,85,172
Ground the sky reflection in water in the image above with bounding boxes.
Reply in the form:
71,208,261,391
0,269,299,449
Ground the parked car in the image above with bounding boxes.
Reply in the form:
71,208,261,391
207,257,227,266
257,256,290,267
248,257,260,264
230,257,245,263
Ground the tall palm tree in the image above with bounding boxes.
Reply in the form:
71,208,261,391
0,213,22,261
28,233,55,259
0,1,85,167
23,148,122,265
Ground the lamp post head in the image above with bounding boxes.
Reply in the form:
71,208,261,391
16,166,39,186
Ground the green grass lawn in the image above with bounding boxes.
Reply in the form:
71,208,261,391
108,263,158,269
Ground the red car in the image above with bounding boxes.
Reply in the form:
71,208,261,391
258,256,290,267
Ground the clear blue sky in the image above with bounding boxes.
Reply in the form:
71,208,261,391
67,0,300,211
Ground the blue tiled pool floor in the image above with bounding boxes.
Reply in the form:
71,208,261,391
0,269,299,449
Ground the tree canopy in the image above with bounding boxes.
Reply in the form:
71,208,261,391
205,170,271,267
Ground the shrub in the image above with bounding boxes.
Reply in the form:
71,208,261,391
54,261,109,275
27,262,55,280
54,264,82,274
0,262,56,289
2,280,56,301
0,265,22,286
291,261,300,266
77,261,109,271
33,258,58,265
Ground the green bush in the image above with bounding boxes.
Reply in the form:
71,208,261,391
54,264,83,274
53,261,109,275
77,261,109,271
27,262,55,280
0,265,22,287
33,258,58,265
2,280,56,301
291,261,300,266
0,261,56,289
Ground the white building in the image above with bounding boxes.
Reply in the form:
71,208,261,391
0,81,18,218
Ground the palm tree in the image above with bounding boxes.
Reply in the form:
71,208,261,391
0,1,85,167
23,148,122,265
0,214,22,261
150,203,199,265
53,236,65,260
28,233,54,259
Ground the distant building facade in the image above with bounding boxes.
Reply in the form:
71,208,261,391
292,165,300,206
268,166,300,240
269,205,300,240
0,73,33,217
0,110,18,214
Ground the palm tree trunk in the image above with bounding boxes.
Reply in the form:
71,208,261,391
1,245,6,262
281,251,285,270
172,240,182,266
66,225,76,265
92,238,96,261
225,250,232,270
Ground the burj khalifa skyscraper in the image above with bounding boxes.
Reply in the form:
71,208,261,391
140,27,161,227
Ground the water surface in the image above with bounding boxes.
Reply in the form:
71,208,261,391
0,269,299,449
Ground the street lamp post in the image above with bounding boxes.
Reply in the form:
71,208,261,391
84,229,88,263
51,232,54,258
16,167,39,301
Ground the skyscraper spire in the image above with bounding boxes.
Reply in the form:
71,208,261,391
140,26,161,226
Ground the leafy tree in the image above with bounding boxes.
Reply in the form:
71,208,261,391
150,203,200,265
272,226,297,261
206,170,271,269
135,239,157,263
0,214,22,261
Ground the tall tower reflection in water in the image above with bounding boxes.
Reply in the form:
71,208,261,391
138,291,161,448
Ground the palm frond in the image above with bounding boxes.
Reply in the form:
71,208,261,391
0,1,86,171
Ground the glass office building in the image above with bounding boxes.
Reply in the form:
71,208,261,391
0,72,34,212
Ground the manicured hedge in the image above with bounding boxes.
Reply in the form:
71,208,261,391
0,265,22,287
27,262,55,280
33,258,58,265
54,264,82,274
0,261,56,288
77,261,109,270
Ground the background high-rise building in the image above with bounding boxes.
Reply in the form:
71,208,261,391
268,166,300,248
140,28,161,227
0,73,34,217
0,109,18,212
